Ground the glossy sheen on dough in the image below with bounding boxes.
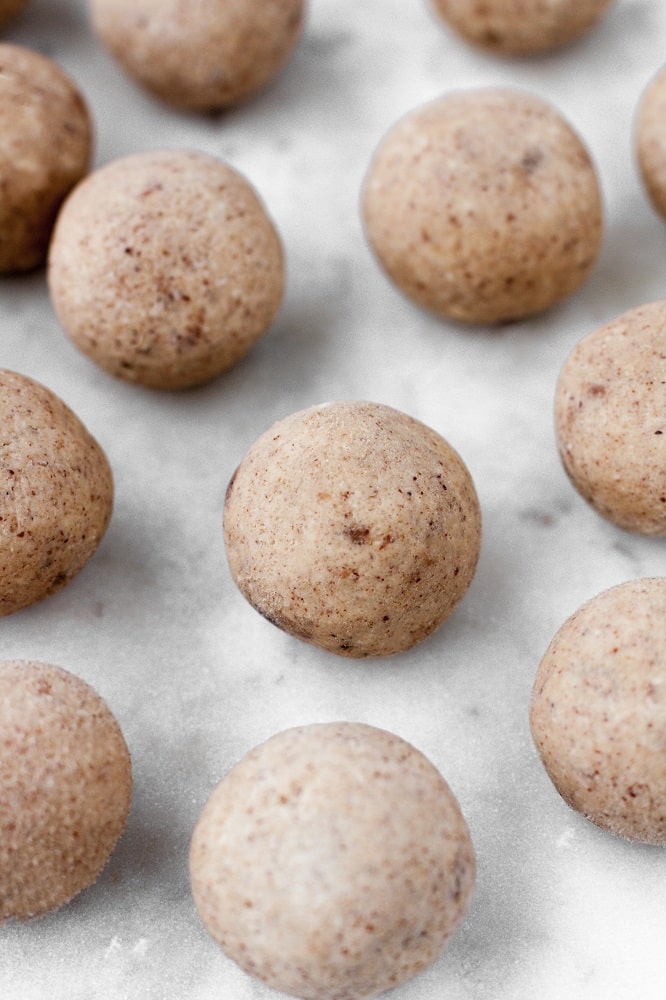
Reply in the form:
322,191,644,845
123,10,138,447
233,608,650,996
530,579,666,846
190,722,475,1000
223,401,481,657
635,65,666,219
48,150,284,389
555,300,666,535
0,660,132,921
362,87,603,325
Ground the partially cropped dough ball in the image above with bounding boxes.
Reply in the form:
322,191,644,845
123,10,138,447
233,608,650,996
0,43,92,273
224,401,481,657
530,578,666,846
555,300,666,535
0,660,132,921
87,0,305,111
362,87,603,324
0,369,113,615
0,0,28,31
190,722,475,999
48,149,284,389
636,65,666,219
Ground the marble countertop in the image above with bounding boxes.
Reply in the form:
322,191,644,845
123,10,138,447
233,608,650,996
1,1,665,998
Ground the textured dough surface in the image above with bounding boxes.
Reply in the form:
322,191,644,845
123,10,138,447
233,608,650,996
190,722,475,1000
636,65,666,219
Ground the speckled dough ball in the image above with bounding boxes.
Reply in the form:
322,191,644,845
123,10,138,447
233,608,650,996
0,43,92,273
555,300,666,535
636,65,666,219
0,660,132,921
87,0,305,111
530,579,666,846
0,369,113,615
362,88,603,325
0,0,28,31
48,149,284,389
223,401,481,658
190,722,475,999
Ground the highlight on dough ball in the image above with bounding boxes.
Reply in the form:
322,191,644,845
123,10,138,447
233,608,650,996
0,660,132,921
223,400,481,658
554,299,666,536
530,578,666,846
0,0,28,31
87,0,306,112
190,721,475,1000
0,42,92,273
47,149,285,390
0,369,113,616
361,87,603,325
635,64,666,220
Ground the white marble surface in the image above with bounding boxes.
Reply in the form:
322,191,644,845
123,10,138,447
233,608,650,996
1,1,665,997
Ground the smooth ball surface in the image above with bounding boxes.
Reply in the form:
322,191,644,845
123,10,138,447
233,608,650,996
636,65,666,219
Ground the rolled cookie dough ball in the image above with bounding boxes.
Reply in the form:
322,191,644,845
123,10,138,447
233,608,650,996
0,0,28,31
0,369,113,615
223,401,481,657
87,0,305,112
48,149,284,389
190,722,475,999
530,578,666,846
0,43,92,273
636,65,666,219
0,660,132,921
362,87,603,325
555,300,666,535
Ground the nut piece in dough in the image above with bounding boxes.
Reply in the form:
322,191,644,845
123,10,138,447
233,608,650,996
190,721,475,1000
0,43,92,273
0,660,132,921
0,369,113,615
530,578,666,846
87,0,305,112
362,87,603,324
0,1,28,31
224,400,481,658
635,65,666,219
48,149,285,389
554,300,666,535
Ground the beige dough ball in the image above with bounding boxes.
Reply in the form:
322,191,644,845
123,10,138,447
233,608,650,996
0,660,132,921
530,578,666,846
48,149,284,390
636,65,666,219
87,0,305,112
0,43,92,273
362,87,603,325
190,722,475,999
430,0,614,56
555,300,666,535
0,0,28,31
0,369,113,615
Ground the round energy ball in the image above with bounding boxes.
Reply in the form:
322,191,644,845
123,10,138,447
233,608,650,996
223,401,481,657
361,87,603,325
530,578,666,846
555,300,666,535
635,65,666,219
0,0,28,31
0,43,92,273
0,660,132,921
87,0,305,112
48,149,284,390
190,722,475,1000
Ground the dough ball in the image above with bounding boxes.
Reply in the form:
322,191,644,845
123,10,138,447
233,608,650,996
190,721,475,999
530,578,666,846
48,149,284,390
362,87,603,324
224,401,481,658
0,43,92,273
636,65,666,219
555,299,666,535
0,660,132,921
0,369,113,615
0,0,28,31
430,0,614,56
87,0,305,112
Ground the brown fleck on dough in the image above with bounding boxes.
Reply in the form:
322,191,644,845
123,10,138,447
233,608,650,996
0,660,132,921
87,0,305,112
0,0,27,30
636,65,666,219
0,43,92,273
0,369,113,615
190,722,475,999
530,578,666,846
362,87,603,325
555,300,666,535
48,149,284,390
223,400,481,658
